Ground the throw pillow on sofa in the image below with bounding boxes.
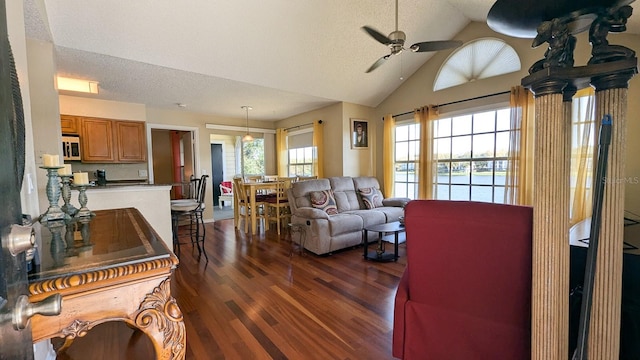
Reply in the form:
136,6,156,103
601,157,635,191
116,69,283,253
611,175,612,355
358,187,384,209
310,190,338,215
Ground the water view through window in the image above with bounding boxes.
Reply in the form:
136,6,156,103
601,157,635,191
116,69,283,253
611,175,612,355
394,107,510,203
435,108,510,203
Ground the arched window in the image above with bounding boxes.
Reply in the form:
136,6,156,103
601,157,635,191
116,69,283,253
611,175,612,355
433,38,521,91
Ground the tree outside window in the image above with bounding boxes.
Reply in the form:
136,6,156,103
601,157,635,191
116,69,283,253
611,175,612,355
242,138,264,176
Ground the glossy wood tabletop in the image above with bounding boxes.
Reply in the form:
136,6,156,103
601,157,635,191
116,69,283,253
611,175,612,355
57,218,407,359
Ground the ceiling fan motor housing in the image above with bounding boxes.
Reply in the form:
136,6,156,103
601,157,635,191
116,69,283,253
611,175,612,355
388,30,406,54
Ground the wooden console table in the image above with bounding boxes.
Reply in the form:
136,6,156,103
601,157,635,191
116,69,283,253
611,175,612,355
28,208,184,359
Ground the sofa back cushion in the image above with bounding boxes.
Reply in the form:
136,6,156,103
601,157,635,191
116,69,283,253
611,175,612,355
329,177,361,212
290,178,331,210
358,187,384,209
309,190,339,215
353,176,383,208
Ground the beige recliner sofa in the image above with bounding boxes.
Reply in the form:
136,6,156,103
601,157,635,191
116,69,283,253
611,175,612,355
287,176,409,255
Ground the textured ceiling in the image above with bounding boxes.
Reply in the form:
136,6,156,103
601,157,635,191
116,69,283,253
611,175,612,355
23,0,640,121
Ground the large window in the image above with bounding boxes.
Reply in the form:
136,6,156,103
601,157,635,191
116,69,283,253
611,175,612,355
287,129,315,177
434,109,510,203
394,123,420,198
242,138,265,176
288,146,314,176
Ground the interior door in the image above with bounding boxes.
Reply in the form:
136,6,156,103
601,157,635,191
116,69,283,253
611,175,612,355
0,0,34,357
211,144,223,207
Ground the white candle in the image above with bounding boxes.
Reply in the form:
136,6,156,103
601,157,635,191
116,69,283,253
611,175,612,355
42,154,60,167
59,164,72,176
73,172,89,185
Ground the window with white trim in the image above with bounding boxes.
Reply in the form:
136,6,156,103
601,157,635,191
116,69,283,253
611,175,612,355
394,122,420,199
434,108,510,203
287,129,315,177
288,147,314,176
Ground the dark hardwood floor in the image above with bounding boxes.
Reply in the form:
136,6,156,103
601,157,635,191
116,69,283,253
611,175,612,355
56,219,407,359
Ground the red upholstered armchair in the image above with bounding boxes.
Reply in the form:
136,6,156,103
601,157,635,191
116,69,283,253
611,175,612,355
393,200,533,359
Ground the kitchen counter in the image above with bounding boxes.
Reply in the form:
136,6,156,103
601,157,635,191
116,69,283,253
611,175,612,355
69,184,173,250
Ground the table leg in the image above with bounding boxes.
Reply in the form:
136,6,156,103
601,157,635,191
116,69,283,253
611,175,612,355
250,190,257,234
363,229,369,259
377,232,384,256
233,193,239,229
132,278,186,359
394,231,399,261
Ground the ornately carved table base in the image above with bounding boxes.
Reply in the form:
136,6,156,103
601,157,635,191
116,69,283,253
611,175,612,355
29,255,185,360
53,278,185,359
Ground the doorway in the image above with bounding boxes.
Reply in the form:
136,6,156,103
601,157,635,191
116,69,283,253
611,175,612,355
146,124,199,199
211,143,223,207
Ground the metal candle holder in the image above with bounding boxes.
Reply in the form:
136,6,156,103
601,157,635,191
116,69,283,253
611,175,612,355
73,184,95,218
40,166,70,222
59,175,78,216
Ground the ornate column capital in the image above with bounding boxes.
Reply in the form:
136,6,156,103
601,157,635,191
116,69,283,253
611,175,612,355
591,67,637,91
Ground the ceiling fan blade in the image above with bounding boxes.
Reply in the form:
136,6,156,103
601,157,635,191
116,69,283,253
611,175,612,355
365,55,391,73
409,40,463,52
362,26,392,45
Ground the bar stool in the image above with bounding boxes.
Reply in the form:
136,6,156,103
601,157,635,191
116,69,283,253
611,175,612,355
171,174,208,261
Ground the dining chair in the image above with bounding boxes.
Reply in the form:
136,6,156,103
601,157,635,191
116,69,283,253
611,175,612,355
266,178,293,235
233,176,267,233
245,175,263,182
218,180,234,209
297,175,318,181
170,174,209,261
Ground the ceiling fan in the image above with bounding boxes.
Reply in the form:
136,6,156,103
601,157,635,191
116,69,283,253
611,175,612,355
362,0,463,73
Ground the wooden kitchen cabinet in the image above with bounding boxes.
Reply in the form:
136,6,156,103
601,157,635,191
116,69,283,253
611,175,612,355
80,117,116,162
60,114,80,134
75,115,147,163
114,120,147,162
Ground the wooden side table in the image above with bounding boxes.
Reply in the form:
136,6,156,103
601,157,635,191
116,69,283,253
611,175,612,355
29,208,185,359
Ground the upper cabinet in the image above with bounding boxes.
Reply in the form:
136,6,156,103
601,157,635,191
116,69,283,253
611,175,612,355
63,115,147,163
60,115,80,135
80,117,117,162
113,120,147,162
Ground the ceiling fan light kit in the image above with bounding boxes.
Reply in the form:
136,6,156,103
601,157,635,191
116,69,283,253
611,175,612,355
362,0,463,73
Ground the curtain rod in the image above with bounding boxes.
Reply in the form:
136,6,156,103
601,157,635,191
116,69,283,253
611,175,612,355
285,119,322,131
389,90,511,119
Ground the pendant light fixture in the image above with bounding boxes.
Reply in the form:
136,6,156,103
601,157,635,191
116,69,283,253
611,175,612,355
241,105,254,142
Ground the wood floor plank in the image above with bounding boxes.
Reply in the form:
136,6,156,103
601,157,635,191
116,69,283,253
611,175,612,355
57,219,406,359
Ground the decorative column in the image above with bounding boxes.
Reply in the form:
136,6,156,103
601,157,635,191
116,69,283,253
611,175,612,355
489,1,637,359
586,68,635,359
526,80,573,360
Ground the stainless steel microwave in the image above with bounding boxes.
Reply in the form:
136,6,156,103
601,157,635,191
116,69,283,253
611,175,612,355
62,135,81,161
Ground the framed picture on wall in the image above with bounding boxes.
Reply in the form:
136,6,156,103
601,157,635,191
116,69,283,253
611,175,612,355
351,119,369,149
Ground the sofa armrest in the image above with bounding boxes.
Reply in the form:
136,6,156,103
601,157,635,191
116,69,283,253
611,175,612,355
293,207,330,220
383,197,411,207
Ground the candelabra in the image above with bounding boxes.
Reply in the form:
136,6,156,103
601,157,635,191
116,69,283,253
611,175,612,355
39,166,70,222
73,184,95,218
59,175,78,216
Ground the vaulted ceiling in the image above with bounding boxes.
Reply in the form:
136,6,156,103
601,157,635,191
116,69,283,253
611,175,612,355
23,0,640,121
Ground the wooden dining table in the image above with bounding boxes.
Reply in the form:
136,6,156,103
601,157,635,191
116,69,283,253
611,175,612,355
235,181,281,234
